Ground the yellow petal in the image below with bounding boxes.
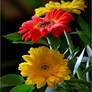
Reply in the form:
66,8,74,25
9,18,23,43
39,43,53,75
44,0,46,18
64,75,71,80
34,7,49,16
22,55,32,63
47,80,54,89
72,9,81,14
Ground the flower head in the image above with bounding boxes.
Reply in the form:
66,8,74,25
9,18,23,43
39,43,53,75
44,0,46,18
18,46,71,89
34,1,61,16
18,9,74,42
35,0,87,16
61,0,87,14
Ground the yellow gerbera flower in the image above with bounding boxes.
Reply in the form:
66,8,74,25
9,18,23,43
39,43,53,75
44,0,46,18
61,0,87,14
34,1,61,16
18,46,71,89
34,0,87,16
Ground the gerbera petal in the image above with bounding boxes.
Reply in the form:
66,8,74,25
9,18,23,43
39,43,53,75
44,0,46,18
52,9,65,20
30,29,41,42
58,12,74,23
41,28,50,37
25,77,34,85
51,24,65,38
71,9,81,14
44,12,51,20
22,55,32,63
64,75,71,80
45,9,65,20
32,16,44,24
21,20,33,27
62,24,71,32
18,62,32,77
47,80,54,89
20,20,34,30
25,34,31,41
22,32,31,40
36,77,46,88
18,29,28,34
54,9,65,20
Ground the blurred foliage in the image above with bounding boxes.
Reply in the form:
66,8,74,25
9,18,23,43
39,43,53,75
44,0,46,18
24,0,44,7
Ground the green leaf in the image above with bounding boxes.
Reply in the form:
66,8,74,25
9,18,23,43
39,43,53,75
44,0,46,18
64,79,92,86
47,34,62,50
53,89,67,92
76,29,91,46
12,37,48,45
3,32,48,45
0,74,25,88
64,31,74,54
47,33,68,51
77,16,91,38
9,84,34,92
3,32,21,41
82,65,92,77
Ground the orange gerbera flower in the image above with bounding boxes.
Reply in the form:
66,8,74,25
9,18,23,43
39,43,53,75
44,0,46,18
18,46,71,89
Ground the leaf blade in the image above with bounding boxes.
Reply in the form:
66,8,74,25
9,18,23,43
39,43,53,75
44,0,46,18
77,16,91,38
0,74,25,88
9,84,34,92
3,32,48,45
73,48,85,75
76,29,91,46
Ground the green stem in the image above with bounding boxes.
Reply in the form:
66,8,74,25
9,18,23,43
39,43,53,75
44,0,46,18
64,31,82,79
47,37,52,49
64,31,74,54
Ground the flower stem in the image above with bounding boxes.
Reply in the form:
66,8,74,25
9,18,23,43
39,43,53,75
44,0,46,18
64,31,82,79
64,31,74,54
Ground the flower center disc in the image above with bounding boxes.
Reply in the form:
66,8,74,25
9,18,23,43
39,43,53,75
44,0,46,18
37,20,55,28
41,65,49,71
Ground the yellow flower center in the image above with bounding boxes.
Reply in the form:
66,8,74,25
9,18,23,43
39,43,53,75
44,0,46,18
41,65,49,71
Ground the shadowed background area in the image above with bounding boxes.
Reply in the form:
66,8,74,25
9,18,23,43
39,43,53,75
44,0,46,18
1,0,91,76
1,0,51,75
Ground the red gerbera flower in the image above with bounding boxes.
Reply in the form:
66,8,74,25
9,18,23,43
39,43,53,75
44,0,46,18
18,9,74,42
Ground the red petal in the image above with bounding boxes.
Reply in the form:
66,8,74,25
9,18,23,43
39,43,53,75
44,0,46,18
40,28,50,37
21,20,33,26
62,24,71,32
22,31,31,40
18,29,27,34
51,24,65,38
53,9,65,20
58,12,75,23
32,16,44,24
25,34,31,41
45,9,65,20
30,29,41,42
19,20,35,32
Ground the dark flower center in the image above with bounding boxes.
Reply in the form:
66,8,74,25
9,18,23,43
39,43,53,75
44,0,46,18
37,20,55,28
41,65,49,71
